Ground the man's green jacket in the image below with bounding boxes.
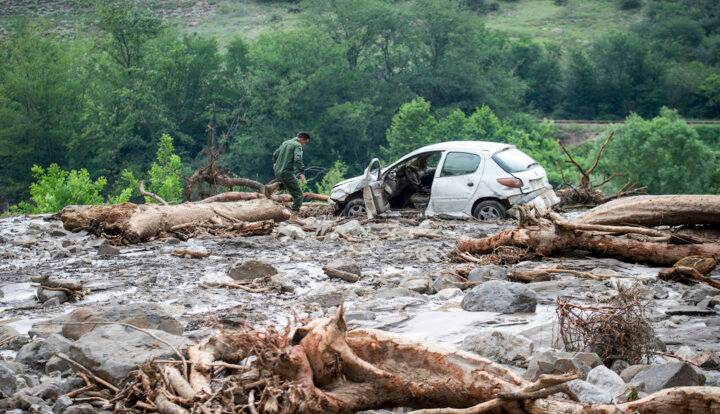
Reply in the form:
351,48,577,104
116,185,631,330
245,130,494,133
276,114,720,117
272,138,305,176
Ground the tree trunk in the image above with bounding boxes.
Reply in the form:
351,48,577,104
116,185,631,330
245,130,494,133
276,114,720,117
59,199,289,244
580,195,720,226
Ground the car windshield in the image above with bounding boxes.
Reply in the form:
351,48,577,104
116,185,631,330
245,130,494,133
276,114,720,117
492,148,538,173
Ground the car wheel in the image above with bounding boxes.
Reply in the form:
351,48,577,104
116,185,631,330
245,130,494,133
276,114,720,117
472,200,506,220
342,198,366,217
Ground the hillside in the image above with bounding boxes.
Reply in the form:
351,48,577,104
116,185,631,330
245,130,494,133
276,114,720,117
0,0,641,45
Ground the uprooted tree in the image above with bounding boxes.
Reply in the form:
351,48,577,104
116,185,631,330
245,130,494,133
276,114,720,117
457,195,720,267
64,309,720,413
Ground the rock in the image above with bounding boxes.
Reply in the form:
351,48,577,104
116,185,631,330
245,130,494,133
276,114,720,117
399,277,431,294
631,362,705,393
0,362,17,397
68,323,192,385
525,350,602,381
665,306,716,316
610,359,630,375
652,285,669,299
0,325,28,350
29,314,70,339
675,345,696,361
278,224,306,239
64,403,97,414
461,280,537,313
462,330,534,368
375,287,422,299
228,260,278,282
45,355,70,374
566,379,613,404
435,287,463,300
431,273,465,291
305,290,346,308
52,395,72,414
22,383,61,401
345,311,376,322
61,303,183,340
620,364,651,382
326,260,362,277
49,229,68,237
334,220,367,237
692,350,720,370
682,284,720,305
17,334,73,368
467,265,507,283
36,288,69,304
586,365,626,397
97,244,120,256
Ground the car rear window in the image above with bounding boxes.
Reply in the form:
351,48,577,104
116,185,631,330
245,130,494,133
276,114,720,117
492,148,538,173
440,152,481,177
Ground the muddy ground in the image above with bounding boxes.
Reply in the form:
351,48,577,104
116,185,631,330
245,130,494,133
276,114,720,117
1,210,720,403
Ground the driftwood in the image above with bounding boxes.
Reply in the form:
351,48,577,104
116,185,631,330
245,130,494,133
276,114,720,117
31,275,89,301
457,213,720,266
59,199,289,244
199,191,331,204
659,256,720,289
323,266,361,282
139,180,169,206
75,310,720,413
170,248,210,259
580,195,720,226
508,266,609,283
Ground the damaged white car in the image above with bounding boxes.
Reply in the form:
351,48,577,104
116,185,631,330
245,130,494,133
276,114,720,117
330,141,560,219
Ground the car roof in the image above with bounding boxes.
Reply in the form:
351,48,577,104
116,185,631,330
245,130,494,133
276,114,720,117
410,140,513,155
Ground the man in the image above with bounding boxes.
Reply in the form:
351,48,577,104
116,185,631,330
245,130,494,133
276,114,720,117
272,131,310,212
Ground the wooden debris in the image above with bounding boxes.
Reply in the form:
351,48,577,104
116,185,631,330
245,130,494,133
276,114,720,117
171,248,210,259
509,266,609,283
31,275,89,301
323,266,361,282
659,256,720,289
139,180,169,206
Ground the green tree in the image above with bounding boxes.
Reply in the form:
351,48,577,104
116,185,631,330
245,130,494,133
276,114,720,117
383,98,438,161
146,134,183,204
602,108,718,194
16,164,107,214
316,160,349,194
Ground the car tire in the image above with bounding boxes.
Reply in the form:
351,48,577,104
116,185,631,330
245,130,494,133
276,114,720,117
472,200,506,220
341,197,366,217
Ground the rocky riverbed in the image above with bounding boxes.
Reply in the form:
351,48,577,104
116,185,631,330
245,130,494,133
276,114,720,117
1,212,719,413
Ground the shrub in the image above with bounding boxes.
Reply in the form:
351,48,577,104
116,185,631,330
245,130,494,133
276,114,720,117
316,161,349,195
18,164,107,213
146,134,183,204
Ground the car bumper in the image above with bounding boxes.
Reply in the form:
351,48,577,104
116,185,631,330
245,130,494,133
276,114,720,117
508,186,560,212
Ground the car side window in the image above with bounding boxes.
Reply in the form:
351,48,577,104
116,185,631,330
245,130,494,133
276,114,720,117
440,152,481,177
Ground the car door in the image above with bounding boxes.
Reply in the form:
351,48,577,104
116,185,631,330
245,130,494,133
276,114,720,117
429,151,484,214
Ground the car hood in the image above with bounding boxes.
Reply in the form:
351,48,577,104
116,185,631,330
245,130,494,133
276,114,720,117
330,174,365,202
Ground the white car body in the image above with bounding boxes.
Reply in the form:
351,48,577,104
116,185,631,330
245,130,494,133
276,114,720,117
330,141,560,219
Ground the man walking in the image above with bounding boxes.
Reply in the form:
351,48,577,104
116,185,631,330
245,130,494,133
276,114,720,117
272,131,310,212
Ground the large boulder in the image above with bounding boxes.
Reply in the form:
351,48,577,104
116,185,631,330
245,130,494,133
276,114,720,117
36,288,69,304
68,323,192,386
0,325,28,350
630,362,705,393
228,260,278,282
461,280,537,313
461,330,534,368
682,284,720,305
566,379,613,404
620,364,651,382
586,365,626,398
61,303,183,340
525,350,603,381
0,363,17,398
467,265,507,283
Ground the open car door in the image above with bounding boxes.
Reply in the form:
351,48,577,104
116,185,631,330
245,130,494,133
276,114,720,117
362,158,389,219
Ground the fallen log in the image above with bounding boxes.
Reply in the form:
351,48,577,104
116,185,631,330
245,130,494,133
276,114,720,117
199,191,331,204
508,266,608,283
323,266,361,282
59,199,290,244
580,195,720,226
659,256,720,289
170,248,210,259
95,310,720,413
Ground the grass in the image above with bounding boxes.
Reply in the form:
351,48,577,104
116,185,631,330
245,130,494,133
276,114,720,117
483,0,644,47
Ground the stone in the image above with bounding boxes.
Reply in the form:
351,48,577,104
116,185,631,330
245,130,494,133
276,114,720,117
586,365,626,397
462,330,534,368
566,379,613,404
68,323,192,385
52,395,72,414
431,273,465,291
29,314,70,339
461,280,537,314
375,287,422,299
665,306,716,316
17,334,73,368
305,290,346,308
610,359,630,375
682,284,720,305
435,287,463,300
61,303,183,340
525,350,602,381
620,364,651,382
334,220,367,237
64,403,97,414
45,355,71,374
36,288,69,304
652,285,669,299
692,350,720,370
675,345,696,361
228,260,278,282
0,325,28,350
467,265,507,283
97,244,120,256
345,311,376,322
278,224,306,239
327,260,362,277
0,362,17,397
631,362,705,393
49,229,68,237
399,277,431,294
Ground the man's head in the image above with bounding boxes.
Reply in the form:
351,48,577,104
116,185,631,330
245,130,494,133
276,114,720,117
296,131,310,146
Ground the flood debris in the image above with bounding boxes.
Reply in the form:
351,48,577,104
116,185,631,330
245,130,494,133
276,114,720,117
31,275,88,303
322,266,362,283
171,248,210,259
659,256,719,289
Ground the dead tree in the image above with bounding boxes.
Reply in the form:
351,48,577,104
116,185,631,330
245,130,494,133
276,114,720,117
579,194,720,227
70,310,720,413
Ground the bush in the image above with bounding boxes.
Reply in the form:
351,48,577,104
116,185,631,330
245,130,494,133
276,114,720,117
16,164,107,214
146,134,183,204
316,161,349,195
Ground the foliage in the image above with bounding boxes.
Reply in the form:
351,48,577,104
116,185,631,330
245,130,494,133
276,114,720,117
17,164,107,214
316,161,349,194
146,134,183,204
602,108,719,194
